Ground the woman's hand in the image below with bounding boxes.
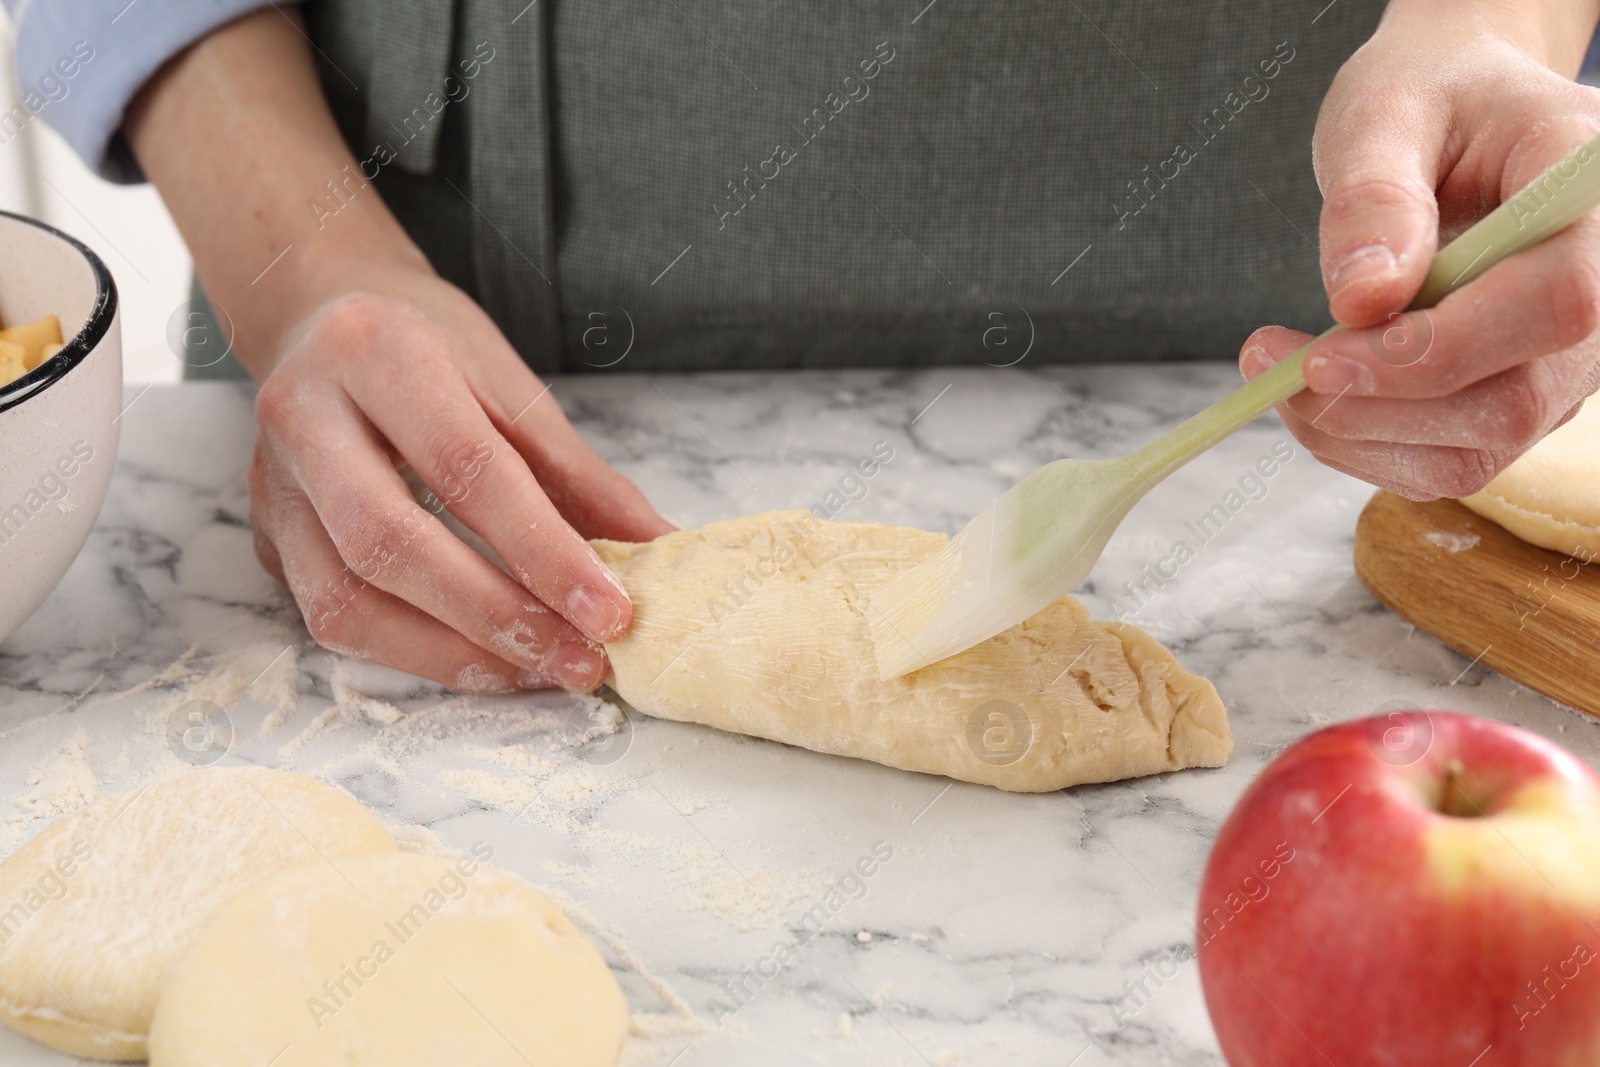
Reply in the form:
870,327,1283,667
126,9,671,692
1241,0,1600,499
250,278,672,693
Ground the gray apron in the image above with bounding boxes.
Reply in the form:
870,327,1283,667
198,0,1386,376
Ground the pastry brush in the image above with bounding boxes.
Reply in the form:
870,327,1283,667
869,130,1600,680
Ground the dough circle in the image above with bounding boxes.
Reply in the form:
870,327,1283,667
1460,398,1600,559
592,511,1229,792
148,851,628,1067
0,767,395,1060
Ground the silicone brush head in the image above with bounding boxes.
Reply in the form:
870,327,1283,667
868,455,1149,680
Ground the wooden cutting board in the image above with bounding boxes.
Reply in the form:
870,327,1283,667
1353,491,1600,718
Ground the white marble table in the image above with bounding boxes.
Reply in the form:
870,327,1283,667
2,368,1596,1067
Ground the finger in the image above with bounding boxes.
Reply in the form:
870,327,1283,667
311,295,638,645
1300,446,1453,503
1284,348,1597,450
254,374,609,692
458,347,675,542
1312,71,1449,327
249,457,287,584
1242,324,1592,490
1550,397,1587,434
1301,217,1600,398
1273,399,1516,500
1239,325,1313,382
496,386,676,543
253,472,543,693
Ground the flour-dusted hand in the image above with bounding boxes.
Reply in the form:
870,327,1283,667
251,287,671,692
1241,0,1600,499
126,10,671,692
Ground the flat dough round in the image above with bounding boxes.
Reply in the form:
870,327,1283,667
592,511,1229,792
0,767,394,1060
1460,398,1600,559
148,851,628,1067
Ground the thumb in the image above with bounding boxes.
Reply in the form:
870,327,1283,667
1312,90,1447,328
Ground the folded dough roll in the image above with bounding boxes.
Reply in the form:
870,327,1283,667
592,511,1229,792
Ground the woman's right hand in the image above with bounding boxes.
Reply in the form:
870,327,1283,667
249,280,674,693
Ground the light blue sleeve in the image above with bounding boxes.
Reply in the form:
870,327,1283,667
6,0,293,183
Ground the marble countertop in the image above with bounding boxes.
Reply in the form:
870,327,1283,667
3,367,1597,1067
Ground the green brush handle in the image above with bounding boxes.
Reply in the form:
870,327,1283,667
1126,130,1600,484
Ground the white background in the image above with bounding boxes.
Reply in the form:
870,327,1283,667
0,15,192,385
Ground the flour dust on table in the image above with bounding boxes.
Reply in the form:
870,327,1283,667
15,375,1600,1065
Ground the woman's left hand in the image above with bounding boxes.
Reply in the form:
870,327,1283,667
1241,0,1600,499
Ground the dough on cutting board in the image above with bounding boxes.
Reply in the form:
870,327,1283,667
0,767,395,1060
148,851,628,1067
591,511,1229,791
1459,398,1600,559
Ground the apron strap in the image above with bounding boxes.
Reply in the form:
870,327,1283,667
460,0,564,374
365,5,457,175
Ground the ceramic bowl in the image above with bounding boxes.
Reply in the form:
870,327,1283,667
0,210,122,645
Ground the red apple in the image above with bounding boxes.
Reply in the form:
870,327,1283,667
1197,711,1600,1066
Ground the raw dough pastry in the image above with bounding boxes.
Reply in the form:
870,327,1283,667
0,767,394,1060
148,851,628,1067
592,511,1230,791
1460,398,1600,559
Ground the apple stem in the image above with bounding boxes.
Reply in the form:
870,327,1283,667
1439,760,1479,818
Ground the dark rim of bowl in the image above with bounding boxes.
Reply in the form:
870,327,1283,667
0,209,118,415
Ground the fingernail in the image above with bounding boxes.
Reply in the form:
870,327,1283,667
555,641,607,692
1305,353,1378,396
567,586,625,643
1241,345,1275,379
1331,243,1399,293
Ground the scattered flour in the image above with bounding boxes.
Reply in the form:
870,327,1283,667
574,693,627,741
361,697,507,753
251,646,303,736
437,768,531,812
541,767,606,804
1421,530,1480,554
462,741,557,778
127,639,302,745
18,725,98,818
330,666,403,725
0,725,102,856
278,664,401,759
95,642,206,707
435,755,817,932
352,689,827,933
278,702,358,761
